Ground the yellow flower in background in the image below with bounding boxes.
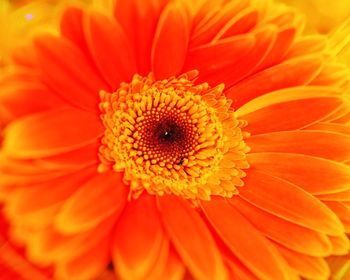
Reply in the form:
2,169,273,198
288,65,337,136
279,0,350,33
0,0,90,68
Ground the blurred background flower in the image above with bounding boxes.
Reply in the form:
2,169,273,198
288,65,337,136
0,0,91,69
279,0,350,33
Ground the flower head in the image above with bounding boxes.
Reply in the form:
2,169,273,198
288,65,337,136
99,72,249,200
0,0,350,279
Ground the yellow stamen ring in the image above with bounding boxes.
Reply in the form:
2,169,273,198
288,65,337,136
98,71,250,200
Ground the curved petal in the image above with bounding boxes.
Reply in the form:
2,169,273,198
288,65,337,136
84,11,136,89
55,235,111,280
139,238,173,280
212,8,258,41
35,143,99,170
34,35,109,111
225,257,260,280
60,6,90,57
308,122,350,135
323,202,350,233
311,61,350,88
2,107,103,158
201,197,291,280
6,167,97,227
226,55,323,108
328,234,350,255
238,170,344,235
158,195,227,280
157,250,185,280
247,130,350,162
11,44,38,68
151,1,190,79
201,26,278,87
184,34,255,83
237,87,344,135
273,242,330,280
114,0,168,75
248,152,350,195
230,197,333,257
317,190,350,202
285,35,327,58
256,27,296,71
112,195,166,279
27,215,116,263
190,0,250,46
55,171,127,234
0,74,63,122
0,239,52,280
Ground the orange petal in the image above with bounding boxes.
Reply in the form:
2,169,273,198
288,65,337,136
140,238,174,280
157,250,185,280
248,152,350,196
202,26,277,87
0,167,73,191
273,242,330,280
2,107,103,158
256,28,296,71
328,234,350,255
323,202,350,233
213,8,258,41
34,34,108,111
201,197,291,280
12,44,38,68
114,0,167,75
226,55,323,108
84,11,136,89
112,195,166,279
285,35,327,58
322,102,350,123
184,35,255,83
27,215,116,263
7,167,96,215
35,143,99,170
55,235,111,280
190,0,250,46
230,197,332,257
158,195,227,280
152,1,190,79
237,87,344,135
310,61,350,88
60,7,90,56
0,74,63,122
238,170,344,235
55,171,127,234
0,239,53,280
191,0,226,33
316,189,350,202
327,254,350,280
226,258,259,280
247,130,350,162
308,122,350,135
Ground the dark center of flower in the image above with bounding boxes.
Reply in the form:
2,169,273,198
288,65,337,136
98,72,250,200
156,120,181,143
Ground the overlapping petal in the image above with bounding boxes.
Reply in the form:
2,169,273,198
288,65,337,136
0,0,350,279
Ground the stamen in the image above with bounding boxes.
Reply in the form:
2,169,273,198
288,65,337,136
98,71,250,200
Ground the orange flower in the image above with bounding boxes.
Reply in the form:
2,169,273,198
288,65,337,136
0,0,350,279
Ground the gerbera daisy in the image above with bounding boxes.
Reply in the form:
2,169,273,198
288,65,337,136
1,0,350,279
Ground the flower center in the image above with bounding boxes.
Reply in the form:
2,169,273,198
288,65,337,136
98,71,250,200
